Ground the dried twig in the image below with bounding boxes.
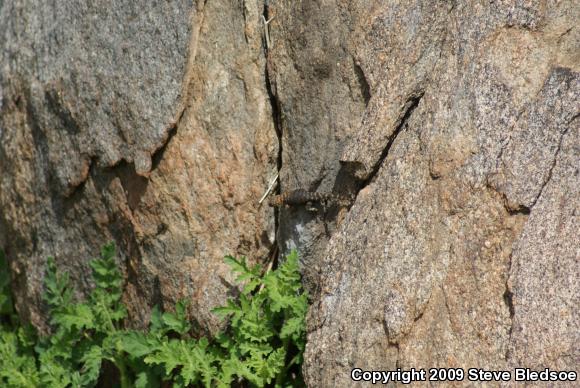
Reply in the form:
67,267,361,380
261,15,275,50
259,172,279,204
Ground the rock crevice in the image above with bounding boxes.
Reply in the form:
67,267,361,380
0,1,577,383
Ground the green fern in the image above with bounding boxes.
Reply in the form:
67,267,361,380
212,250,307,386
133,250,308,387
0,251,40,387
0,251,14,317
0,245,308,387
0,328,39,387
36,242,131,388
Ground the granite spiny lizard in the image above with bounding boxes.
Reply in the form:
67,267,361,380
268,189,352,208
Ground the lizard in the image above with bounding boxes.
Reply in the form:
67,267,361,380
268,189,353,209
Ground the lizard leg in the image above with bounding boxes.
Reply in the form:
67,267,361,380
336,206,348,226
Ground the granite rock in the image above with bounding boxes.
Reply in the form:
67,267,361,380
0,0,277,332
263,1,579,385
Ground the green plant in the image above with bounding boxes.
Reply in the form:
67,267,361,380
139,251,308,387
37,243,129,387
0,245,308,387
213,252,307,387
1,250,41,387
0,250,14,318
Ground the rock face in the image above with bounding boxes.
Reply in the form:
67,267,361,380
1,0,578,385
265,0,578,386
271,1,580,386
0,0,277,332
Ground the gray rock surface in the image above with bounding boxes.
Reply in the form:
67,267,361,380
265,0,578,386
1,0,194,184
1,0,578,385
265,0,369,290
0,0,276,332
507,105,579,370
